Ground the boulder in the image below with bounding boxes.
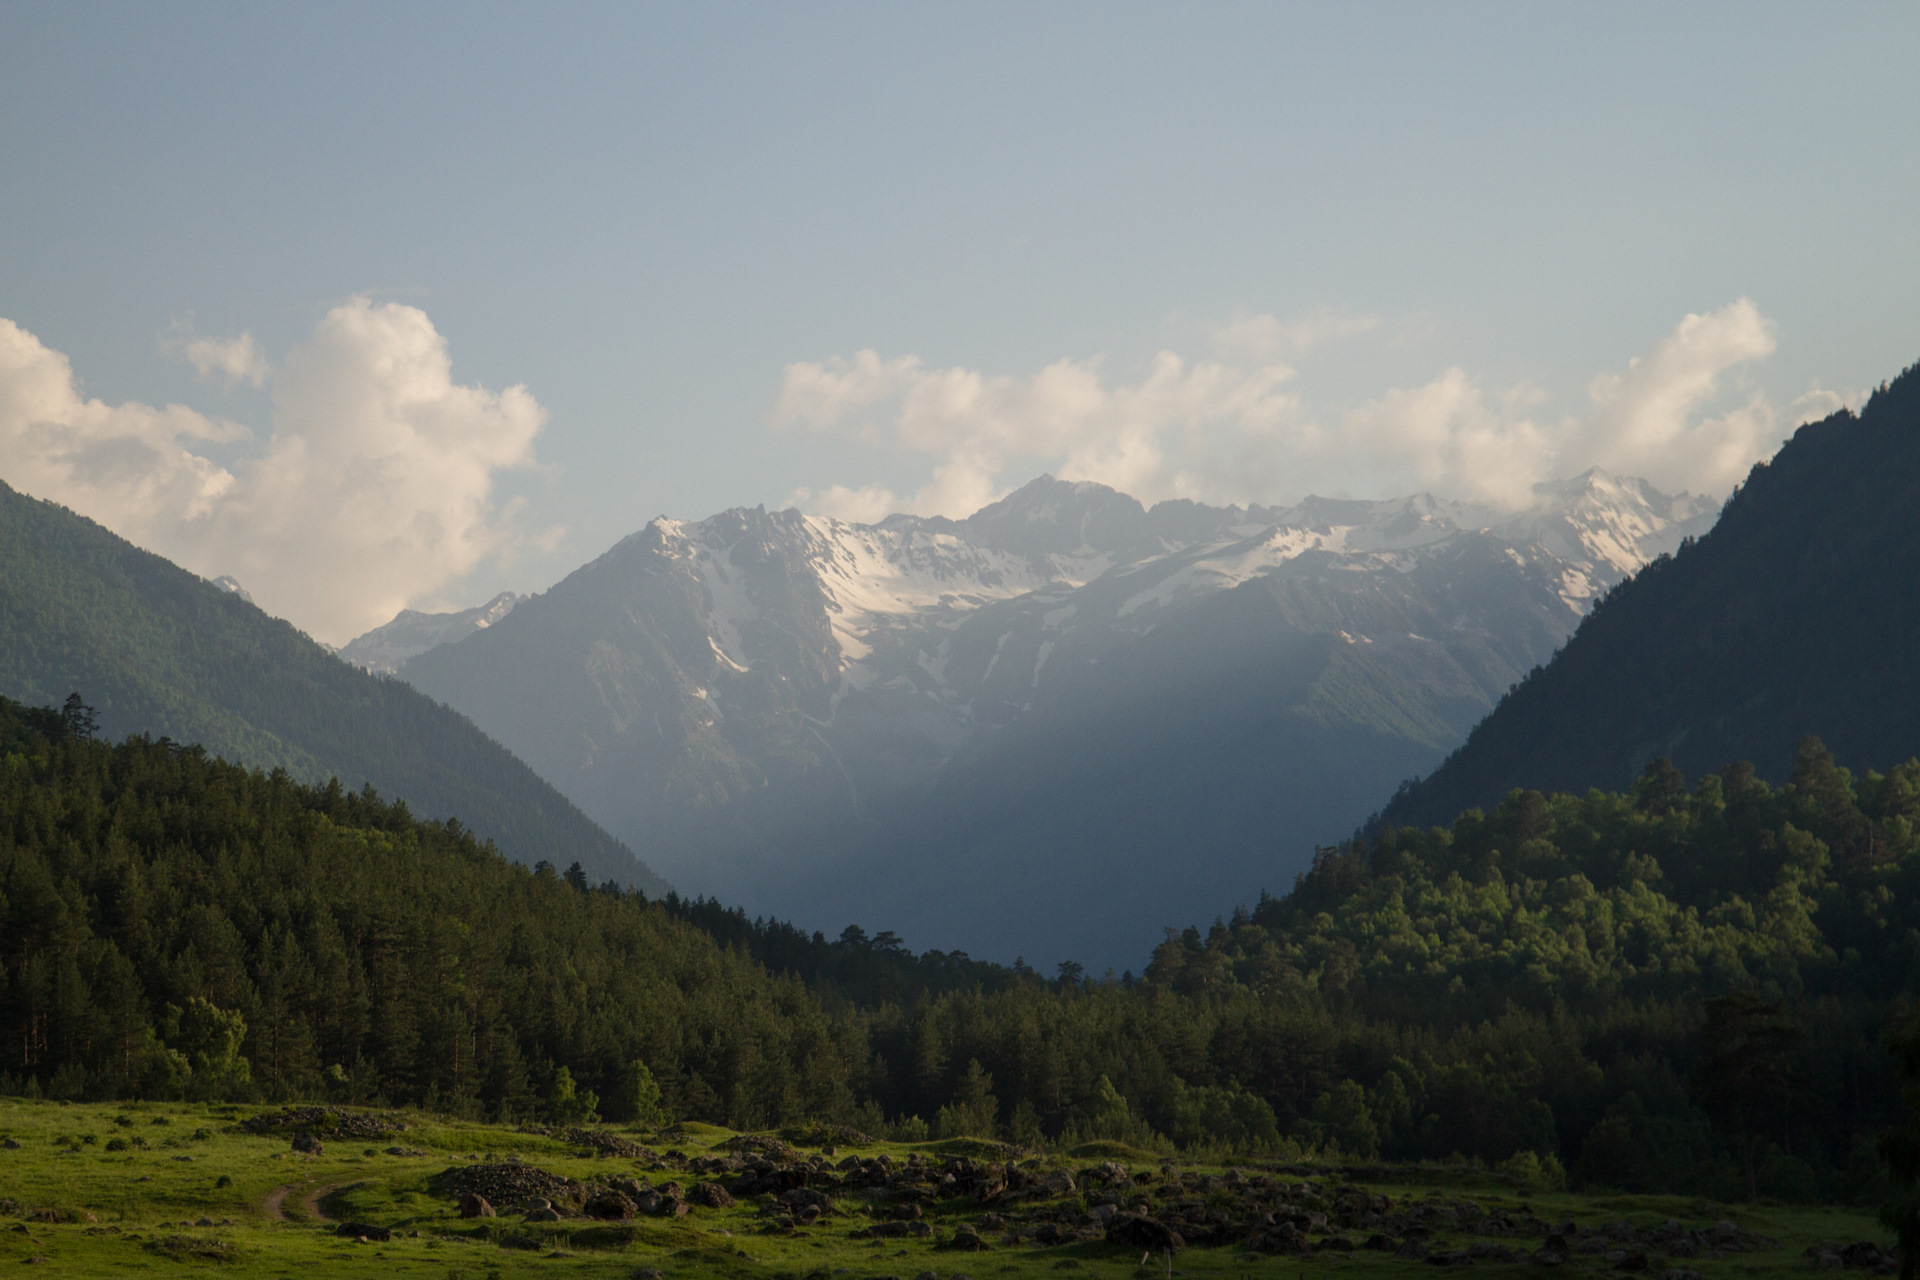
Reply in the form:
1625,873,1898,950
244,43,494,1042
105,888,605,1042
585,1193,639,1221
458,1193,494,1219
689,1182,735,1209
290,1133,323,1155
1108,1214,1184,1253
525,1207,562,1223
945,1224,989,1252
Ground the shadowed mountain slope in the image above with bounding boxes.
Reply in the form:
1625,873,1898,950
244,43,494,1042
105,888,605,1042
1383,361,1920,830
0,478,666,892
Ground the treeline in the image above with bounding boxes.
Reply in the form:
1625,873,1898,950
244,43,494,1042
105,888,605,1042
3,691,1918,1205
654,896,1019,1010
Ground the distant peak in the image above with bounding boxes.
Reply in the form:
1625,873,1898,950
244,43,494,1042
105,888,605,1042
208,574,253,603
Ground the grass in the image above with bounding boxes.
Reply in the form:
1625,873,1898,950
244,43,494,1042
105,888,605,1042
0,1095,1891,1279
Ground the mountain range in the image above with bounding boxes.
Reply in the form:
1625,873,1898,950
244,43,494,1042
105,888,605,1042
0,479,667,894
1382,359,1920,830
390,467,1714,968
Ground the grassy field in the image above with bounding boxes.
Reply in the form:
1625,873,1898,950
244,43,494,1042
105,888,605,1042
0,1096,1890,1279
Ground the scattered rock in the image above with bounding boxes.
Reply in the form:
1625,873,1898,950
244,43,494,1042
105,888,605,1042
437,1163,582,1210
721,1134,804,1163
143,1234,241,1262
855,1221,935,1239
290,1133,323,1156
243,1106,406,1140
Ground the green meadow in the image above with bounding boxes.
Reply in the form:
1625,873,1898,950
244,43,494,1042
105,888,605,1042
0,1098,1889,1280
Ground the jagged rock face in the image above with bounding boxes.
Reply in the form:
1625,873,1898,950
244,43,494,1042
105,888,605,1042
393,471,1714,967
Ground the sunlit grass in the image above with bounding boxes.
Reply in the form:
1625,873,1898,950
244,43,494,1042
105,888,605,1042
0,1096,1889,1279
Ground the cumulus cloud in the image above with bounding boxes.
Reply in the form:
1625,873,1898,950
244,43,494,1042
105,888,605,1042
0,299,546,643
777,348,1299,518
185,332,271,387
777,300,1833,519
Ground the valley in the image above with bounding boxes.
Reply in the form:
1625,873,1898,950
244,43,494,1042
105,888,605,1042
389,470,1712,968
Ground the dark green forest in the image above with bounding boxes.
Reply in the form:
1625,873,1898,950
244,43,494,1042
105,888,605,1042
5,689,1918,1205
1385,360,1920,828
0,478,665,892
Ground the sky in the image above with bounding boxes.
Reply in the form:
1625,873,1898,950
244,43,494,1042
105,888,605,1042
1,2,1916,644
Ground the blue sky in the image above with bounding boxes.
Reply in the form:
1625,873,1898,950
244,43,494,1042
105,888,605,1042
2,2,1915,640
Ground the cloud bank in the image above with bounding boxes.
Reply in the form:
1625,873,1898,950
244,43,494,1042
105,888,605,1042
0,299,547,644
777,299,1841,519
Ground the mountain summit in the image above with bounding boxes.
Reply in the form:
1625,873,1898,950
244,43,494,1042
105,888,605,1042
392,470,1714,967
337,591,526,674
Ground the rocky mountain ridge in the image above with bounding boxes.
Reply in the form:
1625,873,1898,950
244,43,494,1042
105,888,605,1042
391,469,1714,967
337,590,526,674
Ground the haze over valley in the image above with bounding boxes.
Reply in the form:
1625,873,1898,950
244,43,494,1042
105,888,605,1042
374,468,1715,967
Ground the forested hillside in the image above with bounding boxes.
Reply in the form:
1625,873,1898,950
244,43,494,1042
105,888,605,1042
0,480,665,891
4,691,1917,1204
1382,360,1920,829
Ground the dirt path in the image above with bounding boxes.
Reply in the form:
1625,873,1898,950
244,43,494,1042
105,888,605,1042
261,1180,349,1223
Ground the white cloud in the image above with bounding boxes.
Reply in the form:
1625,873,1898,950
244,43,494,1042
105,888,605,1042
777,300,1833,519
0,299,546,644
1569,297,1779,494
185,332,270,387
776,347,1299,518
